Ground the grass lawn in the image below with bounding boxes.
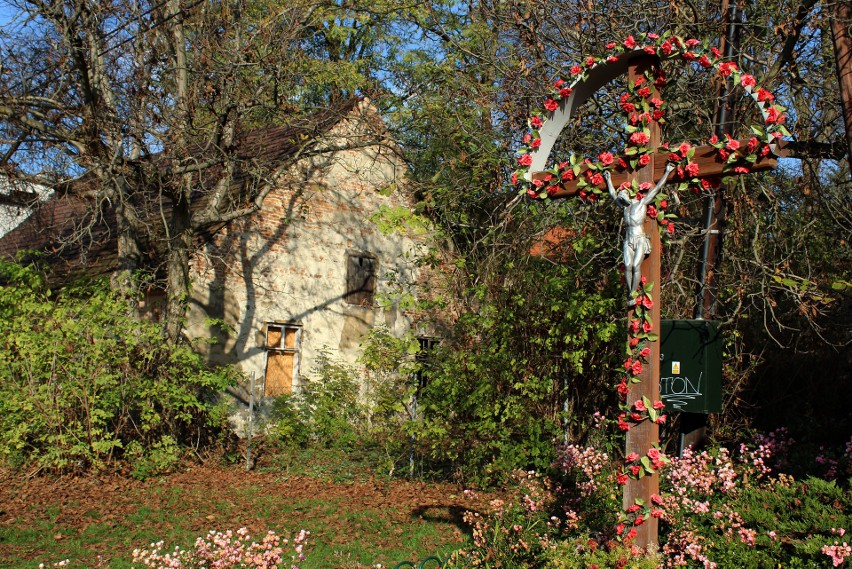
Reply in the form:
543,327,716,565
0,448,488,568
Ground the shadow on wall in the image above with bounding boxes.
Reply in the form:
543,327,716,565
190,152,406,405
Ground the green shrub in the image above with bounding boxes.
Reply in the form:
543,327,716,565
0,259,239,472
269,349,365,450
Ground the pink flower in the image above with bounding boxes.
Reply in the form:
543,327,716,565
733,166,750,174
630,131,650,145
647,33,659,40
667,222,675,235
626,452,640,463
606,42,617,49
659,199,668,209
719,61,739,76
740,73,757,88
643,45,656,55
586,56,596,66
765,107,785,124
639,346,651,358
554,78,566,89
530,115,543,128
624,35,636,49
631,360,643,376
637,86,651,98
651,508,664,518
634,399,647,412
699,55,712,68
518,154,533,166
685,162,700,177
653,400,665,410
530,138,542,148
647,205,658,219
756,88,774,102
544,98,559,112
511,172,518,185
725,135,740,151
638,154,651,166
598,151,614,165
642,320,653,333
570,65,582,75
660,40,673,55
616,473,628,485
647,447,661,460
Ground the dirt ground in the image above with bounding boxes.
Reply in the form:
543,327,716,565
0,462,491,567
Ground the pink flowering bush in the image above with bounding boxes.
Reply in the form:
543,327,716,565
448,471,564,567
447,432,849,568
660,436,851,568
131,527,309,569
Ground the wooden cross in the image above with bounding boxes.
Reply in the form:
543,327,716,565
528,52,781,547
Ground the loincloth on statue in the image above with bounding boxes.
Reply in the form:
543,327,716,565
625,233,651,256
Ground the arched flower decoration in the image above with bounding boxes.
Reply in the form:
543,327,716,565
512,31,791,239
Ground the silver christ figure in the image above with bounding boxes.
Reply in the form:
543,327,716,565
604,163,676,304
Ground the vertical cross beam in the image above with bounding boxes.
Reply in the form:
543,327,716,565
623,55,661,548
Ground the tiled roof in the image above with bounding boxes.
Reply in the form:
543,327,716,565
0,99,363,279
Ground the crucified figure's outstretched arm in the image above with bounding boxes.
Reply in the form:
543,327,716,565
639,162,677,206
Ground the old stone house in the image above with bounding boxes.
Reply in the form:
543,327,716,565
0,100,424,403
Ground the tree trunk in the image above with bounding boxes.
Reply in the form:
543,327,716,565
163,196,193,344
831,1,852,162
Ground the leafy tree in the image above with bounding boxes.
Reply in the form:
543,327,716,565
0,0,406,342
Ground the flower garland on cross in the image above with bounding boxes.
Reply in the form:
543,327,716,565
512,31,789,542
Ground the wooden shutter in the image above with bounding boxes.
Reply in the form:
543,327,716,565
346,255,376,306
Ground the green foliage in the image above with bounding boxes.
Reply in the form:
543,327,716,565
127,435,182,480
269,332,423,476
446,472,562,569
269,350,363,450
542,538,661,569
0,260,239,473
414,230,622,485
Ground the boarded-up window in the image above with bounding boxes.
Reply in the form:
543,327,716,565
264,323,301,397
345,254,377,306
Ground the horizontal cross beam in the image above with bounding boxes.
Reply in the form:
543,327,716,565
532,139,788,199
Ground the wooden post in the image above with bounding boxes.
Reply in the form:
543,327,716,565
622,54,661,548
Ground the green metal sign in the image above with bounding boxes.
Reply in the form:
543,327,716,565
659,320,722,414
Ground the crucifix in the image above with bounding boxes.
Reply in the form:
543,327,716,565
522,45,785,547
